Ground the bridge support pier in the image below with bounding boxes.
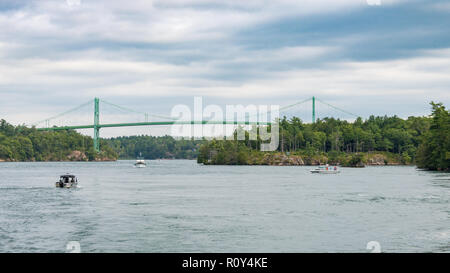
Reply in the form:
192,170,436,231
93,97,100,152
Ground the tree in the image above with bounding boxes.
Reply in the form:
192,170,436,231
416,102,450,170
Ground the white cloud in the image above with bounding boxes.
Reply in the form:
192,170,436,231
2,47,448,102
0,0,447,132
429,1,450,12
0,0,408,44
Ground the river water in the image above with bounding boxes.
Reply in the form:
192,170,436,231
0,160,448,253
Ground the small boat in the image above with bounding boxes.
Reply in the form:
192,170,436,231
134,153,146,168
56,174,78,188
310,164,340,174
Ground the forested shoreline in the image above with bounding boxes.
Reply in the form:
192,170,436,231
104,136,202,160
0,120,117,162
197,103,449,171
1,103,448,170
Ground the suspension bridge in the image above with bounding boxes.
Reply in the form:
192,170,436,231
32,97,358,152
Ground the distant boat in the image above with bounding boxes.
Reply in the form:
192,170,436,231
134,153,146,168
310,164,340,174
55,174,78,188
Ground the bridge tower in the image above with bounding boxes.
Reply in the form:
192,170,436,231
93,97,100,152
312,96,316,123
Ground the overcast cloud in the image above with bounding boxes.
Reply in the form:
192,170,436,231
0,0,449,136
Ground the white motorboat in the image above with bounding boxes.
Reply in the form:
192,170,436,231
55,174,78,188
310,165,340,174
134,153,146,168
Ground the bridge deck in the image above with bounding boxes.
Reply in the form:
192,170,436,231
37,121,271,131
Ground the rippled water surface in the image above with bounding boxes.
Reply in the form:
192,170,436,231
0,160,449,252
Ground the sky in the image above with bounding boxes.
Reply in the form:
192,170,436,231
0,0,449,137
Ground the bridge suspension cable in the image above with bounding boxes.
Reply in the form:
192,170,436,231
245,96,360,124
100,99,176,121
315,98,359,118
279,97,312,112
31,99,93,127
246,97,313,121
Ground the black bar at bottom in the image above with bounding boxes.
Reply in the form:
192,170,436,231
1,253,445,272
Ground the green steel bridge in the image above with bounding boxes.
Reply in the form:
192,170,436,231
33,97,358,152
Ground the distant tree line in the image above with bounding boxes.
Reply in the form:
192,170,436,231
0,119,117,161
275,114,429,160
198,102,449,170
0,119,201,162
105,135,202,160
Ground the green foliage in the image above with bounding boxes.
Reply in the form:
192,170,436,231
0,119,117,161
276,115,429,155
416,103,450,171
104,135,202,159
401,152,412,164
342,153,365,167
196,104,449,167
197,139,254,165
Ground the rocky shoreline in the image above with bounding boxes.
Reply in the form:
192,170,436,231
262,154,405,166
1,152,407,166
67,150,116,161
203,152,408,167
